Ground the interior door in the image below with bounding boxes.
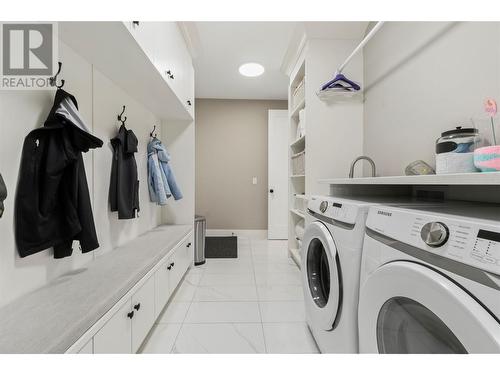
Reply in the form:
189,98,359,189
358,261,500,353
268,109,289,240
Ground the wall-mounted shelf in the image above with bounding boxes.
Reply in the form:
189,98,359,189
316,89,363,103
290,97,305,119
319,172,500,186
294,194,308,200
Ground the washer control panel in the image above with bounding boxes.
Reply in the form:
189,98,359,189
308,196,361,225
367,205,500,275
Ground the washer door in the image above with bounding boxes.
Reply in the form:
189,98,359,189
358,261,500,353
302,221,341,331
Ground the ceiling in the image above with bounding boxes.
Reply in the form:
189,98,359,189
185,22,369,100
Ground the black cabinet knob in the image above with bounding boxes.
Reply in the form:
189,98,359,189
270,189,274,193
134,303,141,311
132,21,140,26
127,311,134,319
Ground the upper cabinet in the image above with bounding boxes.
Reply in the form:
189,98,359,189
126,21,195,118
60,22,194,121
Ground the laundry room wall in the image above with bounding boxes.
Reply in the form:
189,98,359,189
363,22,500,176
195,98,288,230
0,39,162,307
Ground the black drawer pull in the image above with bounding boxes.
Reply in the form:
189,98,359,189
127,311,134,319
134,303,141,311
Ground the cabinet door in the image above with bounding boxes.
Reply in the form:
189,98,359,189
128,21,159,65
131,276,156,353
93,300,132,354
77,339,93,354
155,22,183,98
169,238,193,294
154,258,172,319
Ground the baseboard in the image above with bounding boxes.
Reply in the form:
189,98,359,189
206,229,268,239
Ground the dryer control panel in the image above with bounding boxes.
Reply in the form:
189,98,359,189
308,196,361,225
366,205,500,276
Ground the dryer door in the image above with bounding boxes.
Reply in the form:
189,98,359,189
358,261,500,353
302,221,341,331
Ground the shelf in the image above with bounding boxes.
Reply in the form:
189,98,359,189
294,194,308,200
316,89,363,103
290,97,305,119
290,174,305,178
289,248,301,269
59,22,192,121
318,172,500,186
290,135,305,150
290,209,305,219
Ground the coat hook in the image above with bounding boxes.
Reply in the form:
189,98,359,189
49,62,65,89
117,105,127,126
150,125,157,138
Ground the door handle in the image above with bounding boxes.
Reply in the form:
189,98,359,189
134,303,141,311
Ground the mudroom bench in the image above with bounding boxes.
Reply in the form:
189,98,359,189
0,224,194,354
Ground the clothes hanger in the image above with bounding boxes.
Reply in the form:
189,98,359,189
49,62,65,89
321,72,360,92
117,105,127,127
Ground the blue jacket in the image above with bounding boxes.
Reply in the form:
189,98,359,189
147,138,183,204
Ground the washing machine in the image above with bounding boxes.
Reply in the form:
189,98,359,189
302,195,437,353
358,204,500,353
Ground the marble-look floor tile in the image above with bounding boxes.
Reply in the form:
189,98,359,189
193,284,258,302
257,284,304,301
253,262,299,274
185,301,261,323
158,302,191,323
172,323,265,354
259,301,306,322
171,282,197,302
139,324,182,353
254,271,302,286
200,273,256,286
262,323,319,354
204,261,254,274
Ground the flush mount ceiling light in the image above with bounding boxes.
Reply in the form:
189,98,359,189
239,62,265,77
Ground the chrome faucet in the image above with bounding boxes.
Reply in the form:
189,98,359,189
349,156,376,178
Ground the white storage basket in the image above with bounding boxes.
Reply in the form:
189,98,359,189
291,151,305,175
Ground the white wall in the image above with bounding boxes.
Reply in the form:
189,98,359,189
0,40,162,307
364,22,500,176
305,38,364,193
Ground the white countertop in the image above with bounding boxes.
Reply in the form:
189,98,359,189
319,172,500,186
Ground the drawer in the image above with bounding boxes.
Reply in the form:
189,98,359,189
131,276,156,353
154,255,172,318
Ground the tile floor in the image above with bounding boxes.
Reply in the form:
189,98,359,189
140,237,319,354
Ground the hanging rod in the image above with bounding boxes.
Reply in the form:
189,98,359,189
336,21,385,74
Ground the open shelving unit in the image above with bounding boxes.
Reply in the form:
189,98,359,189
288,58,307,268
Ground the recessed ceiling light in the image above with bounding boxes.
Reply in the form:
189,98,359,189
239,63,265,77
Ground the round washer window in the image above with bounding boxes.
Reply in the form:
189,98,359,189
306,238,331,308
377,297,467,354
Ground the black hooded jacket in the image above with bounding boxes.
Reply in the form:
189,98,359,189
15,89,103,259
0,173,6,218
109,125,139,219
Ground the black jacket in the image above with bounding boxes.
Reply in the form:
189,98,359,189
0,173,6,218
15,89,103,259
109,125,139,219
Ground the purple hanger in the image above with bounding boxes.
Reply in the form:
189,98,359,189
321,73,361,91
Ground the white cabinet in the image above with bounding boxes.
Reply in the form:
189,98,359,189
131,276,155,353
127,21,158,65
154,256,172,319
77,339,93,354
93,299,133,354
125,21,194,119
169,236,193,294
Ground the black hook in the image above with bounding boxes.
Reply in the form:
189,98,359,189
150,125,157,138
49,62,65,89
117,105,127,126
